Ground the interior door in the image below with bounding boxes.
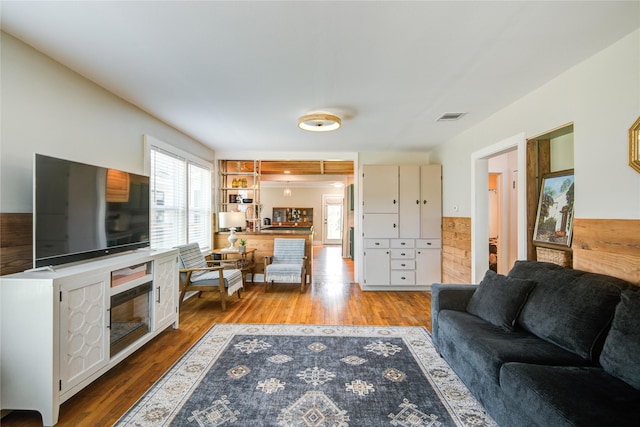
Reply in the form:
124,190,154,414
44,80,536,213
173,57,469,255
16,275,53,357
323,195,343,245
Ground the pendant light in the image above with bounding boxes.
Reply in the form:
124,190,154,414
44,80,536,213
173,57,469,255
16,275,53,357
283,181,292,197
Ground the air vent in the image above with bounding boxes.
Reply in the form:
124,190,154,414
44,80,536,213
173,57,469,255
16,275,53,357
437,112,466,121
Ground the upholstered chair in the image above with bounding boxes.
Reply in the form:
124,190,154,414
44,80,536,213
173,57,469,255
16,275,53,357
264,238,307,293
176,243,243,311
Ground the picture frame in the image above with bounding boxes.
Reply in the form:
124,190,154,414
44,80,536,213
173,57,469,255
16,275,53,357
629,116,640,174
533,169,575,248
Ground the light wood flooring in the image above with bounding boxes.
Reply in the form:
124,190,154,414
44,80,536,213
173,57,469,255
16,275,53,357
2,245,432,426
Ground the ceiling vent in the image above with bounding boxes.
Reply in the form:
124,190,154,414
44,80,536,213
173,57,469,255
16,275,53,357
437,112,466,121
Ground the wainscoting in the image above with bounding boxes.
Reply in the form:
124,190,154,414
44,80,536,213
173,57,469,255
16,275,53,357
442,217,472,284
572,218,640,286
3,213,638,287
0,213,31,275
440,216,640,287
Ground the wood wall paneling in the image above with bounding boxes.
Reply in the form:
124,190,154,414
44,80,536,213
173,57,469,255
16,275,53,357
0,213,32,275
442,217,472,284
572,218,640,286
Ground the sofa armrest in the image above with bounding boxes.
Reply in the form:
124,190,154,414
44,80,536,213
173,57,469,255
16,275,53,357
431,283,478,351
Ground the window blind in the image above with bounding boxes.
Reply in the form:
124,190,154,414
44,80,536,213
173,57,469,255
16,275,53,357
148,143,212,251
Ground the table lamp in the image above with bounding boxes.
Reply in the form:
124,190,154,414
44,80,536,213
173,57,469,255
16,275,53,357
218,211,246,250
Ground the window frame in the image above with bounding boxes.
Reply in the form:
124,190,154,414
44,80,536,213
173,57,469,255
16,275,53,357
144,135,213,251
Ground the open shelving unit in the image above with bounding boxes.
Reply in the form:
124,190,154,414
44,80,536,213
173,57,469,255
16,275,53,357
217,160,261,231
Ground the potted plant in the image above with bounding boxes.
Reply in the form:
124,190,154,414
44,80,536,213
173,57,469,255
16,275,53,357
238,238,247,253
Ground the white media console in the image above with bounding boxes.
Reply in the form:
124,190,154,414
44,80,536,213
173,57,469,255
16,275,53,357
0,248,179,426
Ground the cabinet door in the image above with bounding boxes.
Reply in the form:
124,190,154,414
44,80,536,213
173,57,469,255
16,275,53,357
363,249,390,286
420,165,442,239
416,248,442,285
59,275,109,394
153,254,178,330
399,165,421,238
363,214,398,238
362,165,399,213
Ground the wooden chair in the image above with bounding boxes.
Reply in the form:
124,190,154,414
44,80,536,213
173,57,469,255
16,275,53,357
176,243,243,311
264,238,307,292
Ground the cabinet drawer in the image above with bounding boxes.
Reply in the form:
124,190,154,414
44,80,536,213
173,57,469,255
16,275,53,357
416,239,441,249
391,260,415,270
390,239,415,249
390,249,415,259
364,239,390,249
391,271,415,285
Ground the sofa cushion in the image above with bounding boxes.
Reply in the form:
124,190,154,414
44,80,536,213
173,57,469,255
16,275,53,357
510,264,622,361
466,270,536,331
500,363,640,427
437,310,591,386
600,289,640,390
509,260,634,289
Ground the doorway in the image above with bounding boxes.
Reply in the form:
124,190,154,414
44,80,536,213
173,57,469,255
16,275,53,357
471,133,527,283
322,195,343,245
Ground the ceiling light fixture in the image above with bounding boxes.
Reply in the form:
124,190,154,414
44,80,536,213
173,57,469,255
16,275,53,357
283,181,292,197
298,113,341,132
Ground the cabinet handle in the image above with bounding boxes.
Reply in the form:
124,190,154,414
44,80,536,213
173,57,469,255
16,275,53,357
393,199,397,204
401,276,406,280
401,242,406,246
401,263,406,267
375,242,380,246
156,286,161,303
427,242,432,246
416,200,419,204
393,223,397,228
423,200,427,204
401,252,406,256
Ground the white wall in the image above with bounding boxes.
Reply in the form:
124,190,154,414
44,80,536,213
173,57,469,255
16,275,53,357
551,133,574,172
431,29,640,220
0,32,214,213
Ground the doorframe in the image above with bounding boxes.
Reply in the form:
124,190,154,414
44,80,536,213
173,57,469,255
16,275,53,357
471,133,527,283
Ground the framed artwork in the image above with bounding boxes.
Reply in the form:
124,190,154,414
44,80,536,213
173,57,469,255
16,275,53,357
533,169,575,248
629,116,640,174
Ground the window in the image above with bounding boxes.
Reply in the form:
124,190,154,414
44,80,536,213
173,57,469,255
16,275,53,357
145,135,212,251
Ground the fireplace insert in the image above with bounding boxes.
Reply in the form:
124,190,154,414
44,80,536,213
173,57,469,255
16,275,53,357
110,282,152,357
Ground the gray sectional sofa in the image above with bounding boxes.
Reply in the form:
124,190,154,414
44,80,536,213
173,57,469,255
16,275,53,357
431,260,640,427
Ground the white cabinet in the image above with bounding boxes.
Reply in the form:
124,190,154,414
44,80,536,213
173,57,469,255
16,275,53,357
362,165,399,213
399,165,421,238
416,239,442,286
153,253,179,330
400,165,442,239
363,213,398,238
363,239,390,286
59,275,109,395
420,165,442,239
361,164,442,290
0,249,178,426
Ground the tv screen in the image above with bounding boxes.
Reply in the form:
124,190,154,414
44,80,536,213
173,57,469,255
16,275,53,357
34,154,150,268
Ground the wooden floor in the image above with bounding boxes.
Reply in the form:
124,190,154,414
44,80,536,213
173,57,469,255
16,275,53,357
2,245,432,426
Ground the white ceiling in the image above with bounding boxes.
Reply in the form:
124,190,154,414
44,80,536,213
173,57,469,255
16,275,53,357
2,1,639,154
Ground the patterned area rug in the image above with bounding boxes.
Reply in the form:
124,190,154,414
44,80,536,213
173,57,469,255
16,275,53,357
115,324,496,427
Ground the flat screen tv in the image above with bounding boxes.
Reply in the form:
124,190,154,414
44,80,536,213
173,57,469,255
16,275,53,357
34,154,151,268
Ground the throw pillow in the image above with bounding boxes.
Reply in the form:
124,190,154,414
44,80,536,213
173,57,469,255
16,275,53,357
466,270,536,332
600,290,640,390
516,268,623,361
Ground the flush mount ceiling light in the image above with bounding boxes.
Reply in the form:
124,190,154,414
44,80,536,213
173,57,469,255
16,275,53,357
298,113,341,132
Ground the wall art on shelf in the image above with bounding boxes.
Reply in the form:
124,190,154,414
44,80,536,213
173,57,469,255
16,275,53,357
533,169,575,248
